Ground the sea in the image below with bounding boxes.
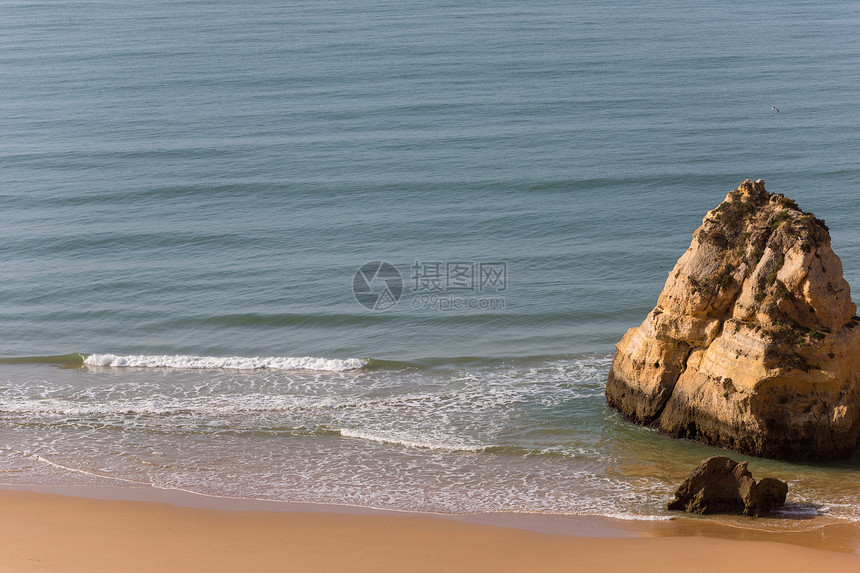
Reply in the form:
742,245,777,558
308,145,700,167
2,0,859,526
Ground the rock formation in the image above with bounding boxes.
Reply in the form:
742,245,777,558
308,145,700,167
606,179,860,460
667,456,788,516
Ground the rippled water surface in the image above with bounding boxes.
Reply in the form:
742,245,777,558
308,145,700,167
2,0,859,523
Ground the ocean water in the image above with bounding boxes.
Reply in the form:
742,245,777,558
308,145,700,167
2,0,859,524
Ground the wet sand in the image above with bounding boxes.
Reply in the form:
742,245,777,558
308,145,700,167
1,486,859,572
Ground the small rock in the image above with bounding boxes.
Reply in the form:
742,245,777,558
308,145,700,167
755,477,790,515
667,456,788,517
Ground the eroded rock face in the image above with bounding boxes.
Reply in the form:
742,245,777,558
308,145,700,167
607,179,860,460
667,456,788,516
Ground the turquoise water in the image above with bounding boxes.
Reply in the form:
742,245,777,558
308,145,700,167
1,0,859,522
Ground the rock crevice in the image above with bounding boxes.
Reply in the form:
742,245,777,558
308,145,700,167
606,180,860,460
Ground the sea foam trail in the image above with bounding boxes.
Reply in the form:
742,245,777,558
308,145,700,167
83,354,367,372
338,428,487,452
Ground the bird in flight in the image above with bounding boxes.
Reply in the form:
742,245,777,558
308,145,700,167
772,106,780,112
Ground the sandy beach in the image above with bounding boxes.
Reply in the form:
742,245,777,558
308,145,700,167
2,488,859,573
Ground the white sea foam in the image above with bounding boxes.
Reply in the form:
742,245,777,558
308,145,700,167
8,353,857,523
338,428,487,452
83,353,367,372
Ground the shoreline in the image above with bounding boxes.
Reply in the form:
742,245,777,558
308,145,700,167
2,483,859,572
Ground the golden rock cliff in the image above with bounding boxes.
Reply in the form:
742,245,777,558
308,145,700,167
606,179,860,460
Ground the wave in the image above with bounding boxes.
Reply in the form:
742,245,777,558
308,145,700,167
82,354,368,372
0,354,86,367
338,428,488,452
0,352,611,372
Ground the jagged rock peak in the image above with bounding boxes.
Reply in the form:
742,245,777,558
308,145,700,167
606,179,860,460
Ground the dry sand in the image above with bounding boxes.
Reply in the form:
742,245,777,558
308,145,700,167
1,488,859,572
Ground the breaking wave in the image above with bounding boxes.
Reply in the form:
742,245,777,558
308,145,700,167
83,353,368,372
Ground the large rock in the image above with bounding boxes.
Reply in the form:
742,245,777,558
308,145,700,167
606,179,860,460
667,456,788,516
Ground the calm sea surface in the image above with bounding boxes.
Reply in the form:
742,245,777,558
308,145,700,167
1,0,859,524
